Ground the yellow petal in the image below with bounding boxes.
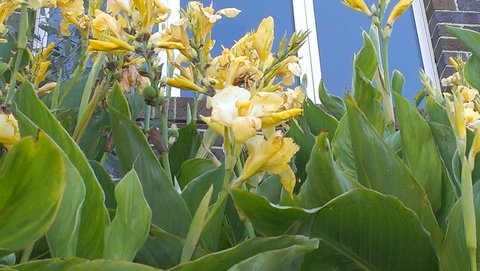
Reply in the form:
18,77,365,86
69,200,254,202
342,0,371,16
87,39,133,52
387,0,414,26
200,115,224,136
260,109,303,128
0,113,20,148
278,168,296,198
166,76,203,92
231,116,261,142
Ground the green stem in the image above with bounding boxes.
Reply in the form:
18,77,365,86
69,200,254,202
4,4,28,106
20,243,34,264
380,34,395,129
144,105,151,130
461,157,477,271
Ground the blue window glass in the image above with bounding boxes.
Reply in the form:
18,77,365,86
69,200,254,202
314,2,423,100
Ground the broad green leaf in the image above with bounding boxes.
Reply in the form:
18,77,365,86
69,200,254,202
135,227,207,269
181,165,225,252
10,258,87,271
394,93,443,211
304,189,439,271
104,170,152,261
440,183,480,271
169,123,202,178
353,66,384,133
331,116,357,179
181,186,213,263
231,189,314,236
448,27,480,58
0,134,65,252
178,158,217,189
181,164,225,214
298,132,359,208
391,70,405,95
354,32,378,80
318,81,346,120
286,117,315,182
256,175,282,205
47,159,85,257
171,236,318,271
15,82,110,259
228,241,318,271
90,161,117,210
465,56,480,90
426,97,450,126
303,98,338,140
107,89,191,237
345,96,443,247
10,258,159,271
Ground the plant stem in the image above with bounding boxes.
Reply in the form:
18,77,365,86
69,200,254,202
19,243,34,264
380,36,395,129
461,157,477,271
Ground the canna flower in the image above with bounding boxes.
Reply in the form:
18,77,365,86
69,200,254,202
188,2,240,41
91,10,125,39
342,0,372,16
166,75,203,92
0,0,19,38
107,0,131,15
252,17,275,67
31,42,55,87
387,0,414,26
238,135,299,197
0,112,20,150
57,0,88,36
37,82,57,97
207,86,303,142
87,34,134,52
130,0,171,33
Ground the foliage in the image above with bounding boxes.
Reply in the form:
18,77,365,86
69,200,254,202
0,0,480,270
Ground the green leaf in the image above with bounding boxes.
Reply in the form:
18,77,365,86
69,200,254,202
90,161,117,210
0,134,65,252
345,96,443,248
465,56,480,90
181,186,213,263
303,98,338,140
171,236,318,271
286,117,315,182
135,227,207,269
353,66,384,133
15,82,110,259
181,165,225,251
331,116,357,179
354,32,378,80
46,159,85,257
318,81,346,120
231,189,314,236
298,132,359,208
10,258,160,271
394,93,443,211
228,241,318,271
169,123,202,178
448,27,480,58
440,182,480,271
304,189,439,271
11,258,88,271
178,158,217,189
107,90,191,237
391,70,405,95
104,170,152,261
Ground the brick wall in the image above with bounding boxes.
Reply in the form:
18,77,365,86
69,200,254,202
424,0,480,80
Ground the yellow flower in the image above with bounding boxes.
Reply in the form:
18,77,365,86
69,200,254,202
106,0,131,15
37,82,57,97
0,0,19,36
57,0,88,36
387,0,414,26
130,0,170,33
91,10,124,39
87,34,135,52
238,135,299,197
252,17,274,66
342,0,372,16
34,61,51,87
188,2,240,41
0,112,20,149
166,76,203,92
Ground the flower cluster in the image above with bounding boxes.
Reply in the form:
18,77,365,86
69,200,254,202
442,57,480,131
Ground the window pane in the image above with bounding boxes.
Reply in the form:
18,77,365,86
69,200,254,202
180,0,295,55
314,2,423,100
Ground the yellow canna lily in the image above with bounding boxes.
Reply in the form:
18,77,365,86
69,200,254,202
34,61,51,87
252,17,275,66
342,0,372,16
166,75,203,92
387,0,414,26
0,112,20,150
238,135,299,197
37,82,57,97
57,0,88,36
88,39,133,52
0,0,20,37
91,9,125,39
260,109,303,128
